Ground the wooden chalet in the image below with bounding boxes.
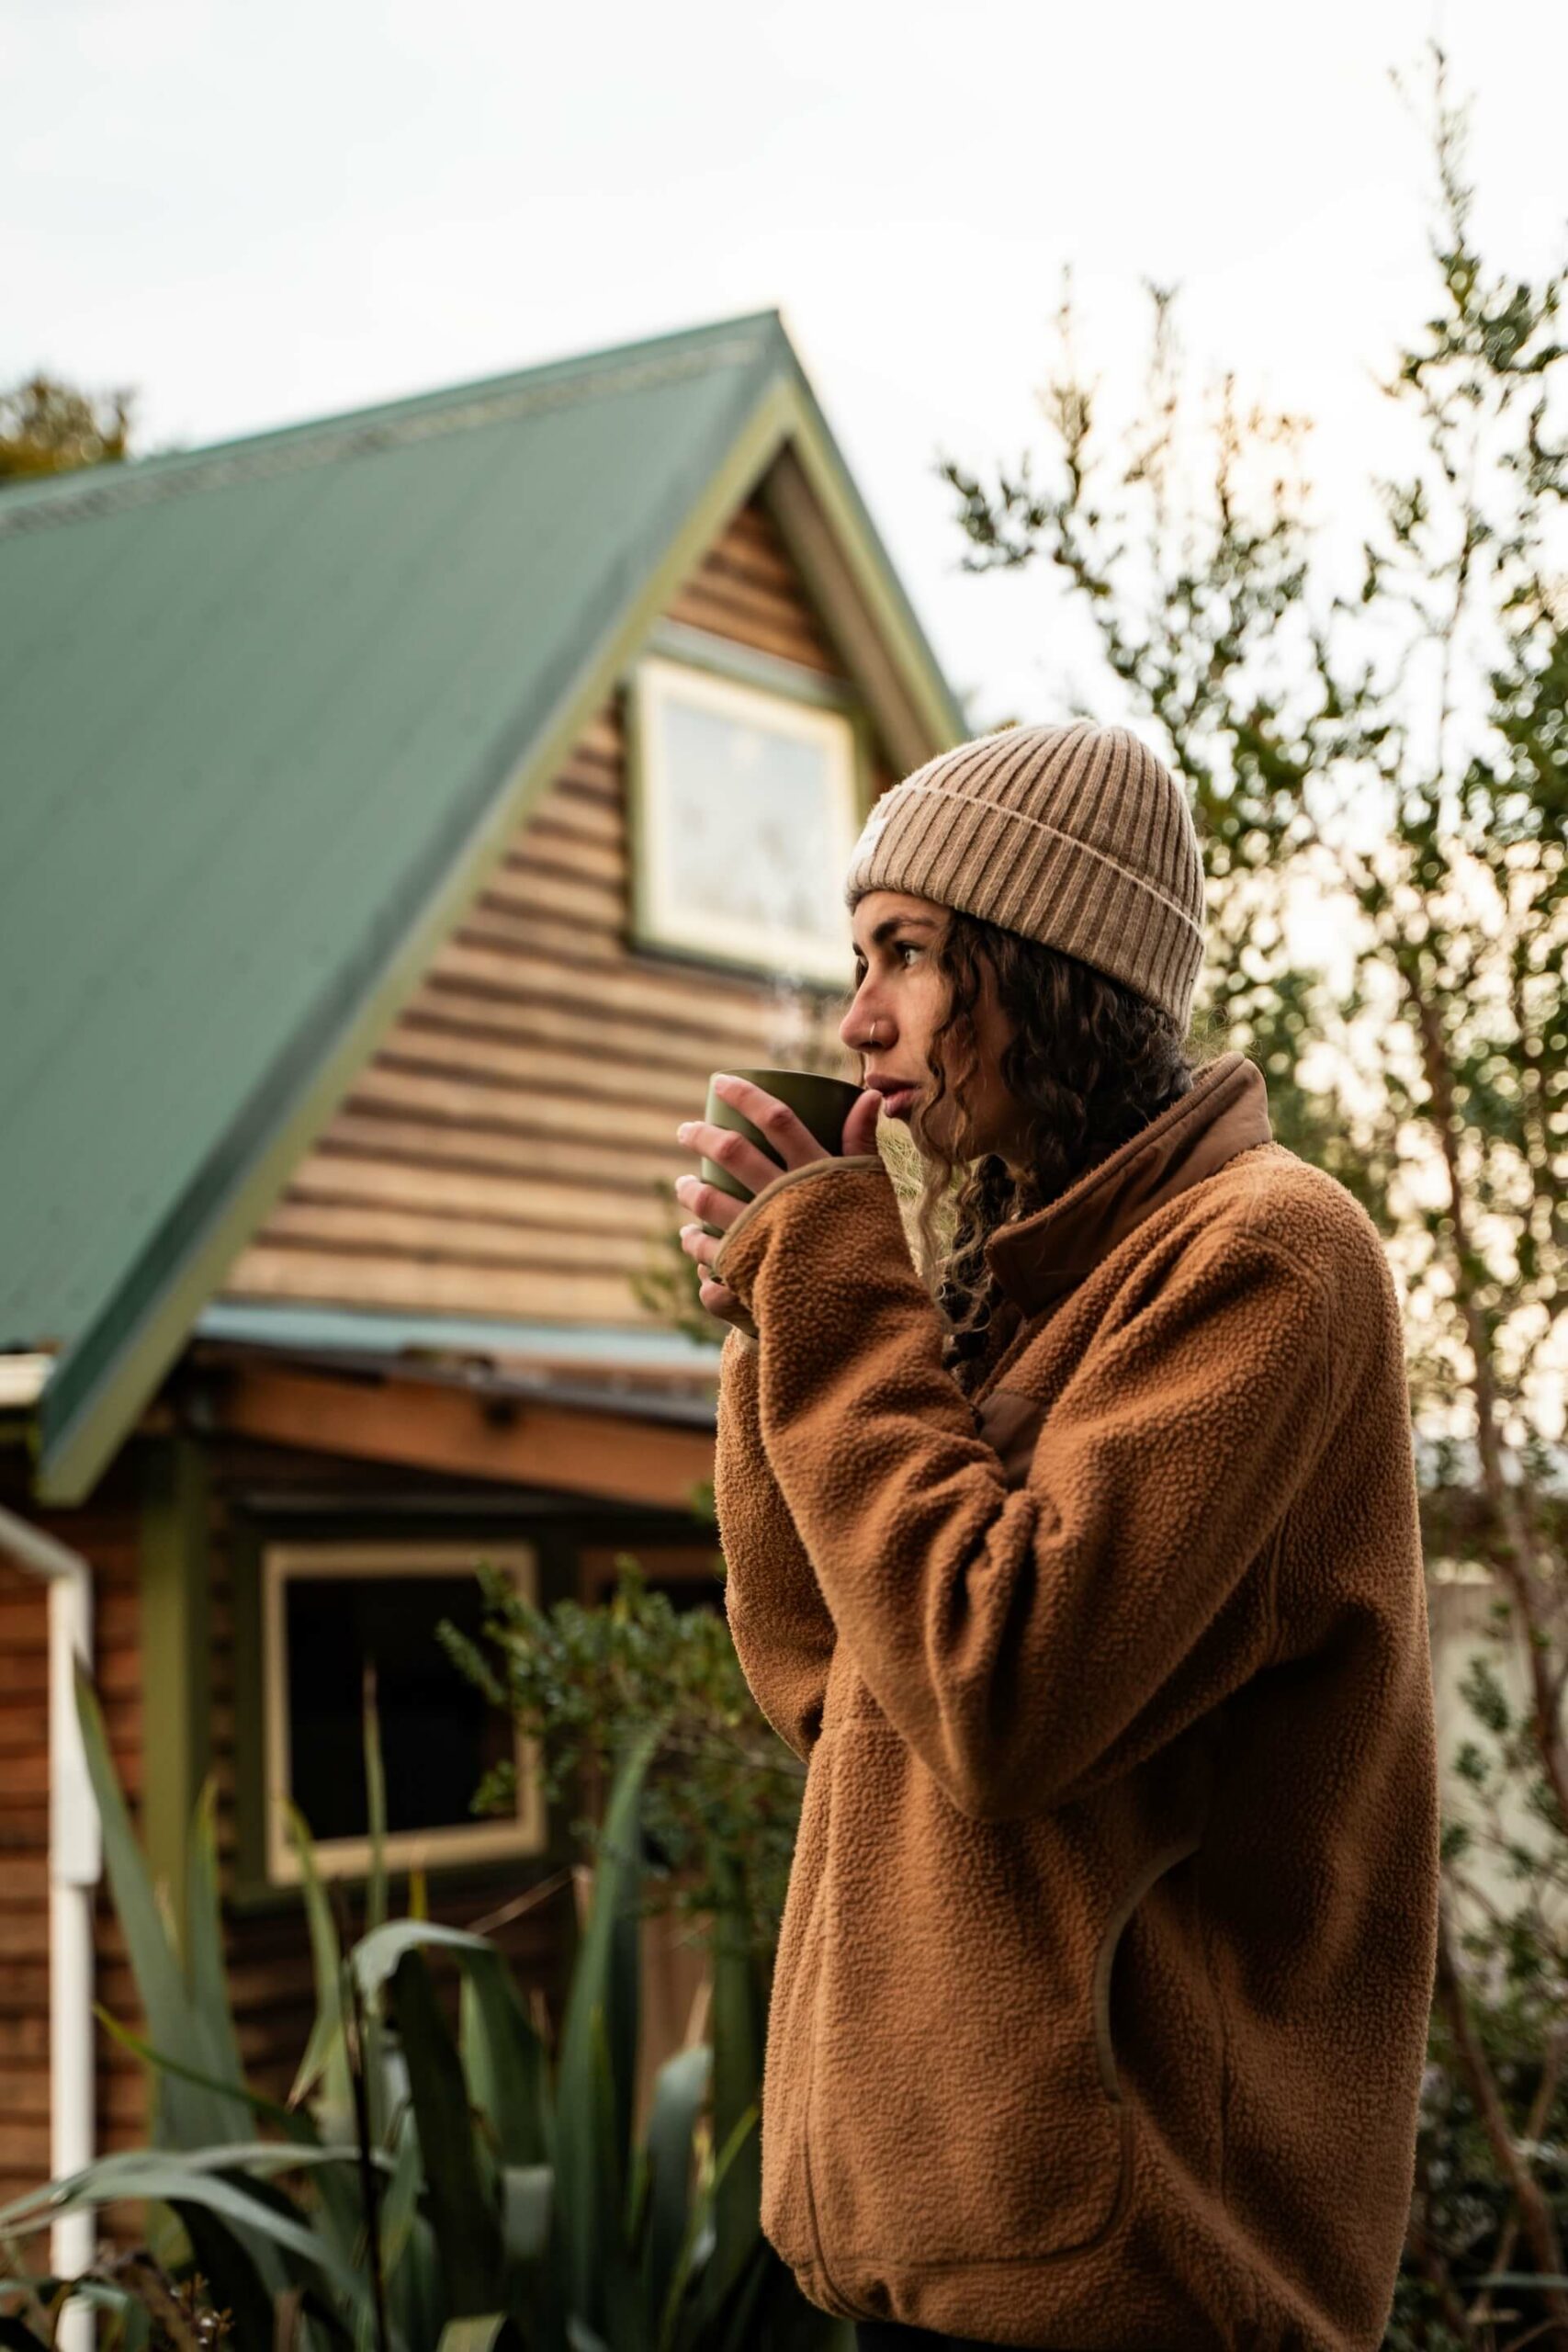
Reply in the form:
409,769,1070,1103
0,308,966,2228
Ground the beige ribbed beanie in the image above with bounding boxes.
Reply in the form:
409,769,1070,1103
843,719,1207,1033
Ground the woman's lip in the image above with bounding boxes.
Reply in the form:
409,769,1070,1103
878,1085,916,1116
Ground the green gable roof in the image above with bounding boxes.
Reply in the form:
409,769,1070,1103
0,308,964,1503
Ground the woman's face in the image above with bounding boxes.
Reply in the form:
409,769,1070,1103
840,888,1026,1170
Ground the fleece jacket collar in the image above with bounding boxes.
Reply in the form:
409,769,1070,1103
983,1049,1272,1317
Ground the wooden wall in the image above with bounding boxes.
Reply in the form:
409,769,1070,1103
0,1428,695,2222
219,489,897,1327
0,1445,145,2218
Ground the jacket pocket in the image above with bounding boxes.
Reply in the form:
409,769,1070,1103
1091,1829,1205,2104
799,1724,1137,2272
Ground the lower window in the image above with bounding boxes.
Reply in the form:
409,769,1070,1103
260,1539,545,1884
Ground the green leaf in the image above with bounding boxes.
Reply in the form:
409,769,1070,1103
497,2165,552,2266
174,2194,280,2350
392,2212,446,2350
286,1803,355,2136
459,1947,552,2170
700,1851,764,2320
553,1719,666,2334
666,2096,761,2347
351,1919,495,2007
0,2154,367,2303
434,2317,526,2350
94,2004,315,2143
389,1948,503,2318
184,1778,247,2098
376,2096,427,2291
72,1668,250,2151
363,1676,389,1939
640,2042,707,2337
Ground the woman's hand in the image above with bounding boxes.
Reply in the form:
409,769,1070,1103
674,1072,883,1330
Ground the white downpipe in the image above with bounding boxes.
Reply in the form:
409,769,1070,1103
0,1504,100,2352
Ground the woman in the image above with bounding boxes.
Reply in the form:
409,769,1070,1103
672,721,1439,2352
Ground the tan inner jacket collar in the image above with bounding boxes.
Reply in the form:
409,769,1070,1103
982,1050,1273,1318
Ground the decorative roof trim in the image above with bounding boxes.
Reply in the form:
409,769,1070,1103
0,331,772,541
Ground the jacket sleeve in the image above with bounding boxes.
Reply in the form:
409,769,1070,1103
711,1151,1333,1819
713,1320,836,1765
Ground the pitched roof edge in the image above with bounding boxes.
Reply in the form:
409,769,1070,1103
767,333,968,752
30,328,967,1504
31,346,794,1505
0,308,787,538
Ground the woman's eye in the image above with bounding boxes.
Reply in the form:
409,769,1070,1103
852,941,919,985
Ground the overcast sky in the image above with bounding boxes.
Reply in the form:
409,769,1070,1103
6,0,1565,741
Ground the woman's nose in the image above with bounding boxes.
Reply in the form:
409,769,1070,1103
840,997,886,1054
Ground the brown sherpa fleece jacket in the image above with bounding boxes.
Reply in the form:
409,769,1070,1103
710,1049,1440,2352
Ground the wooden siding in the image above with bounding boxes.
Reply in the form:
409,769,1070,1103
662,496,843,673
220,489,897,1325
0,1448,146,2217
0,1430,662,2218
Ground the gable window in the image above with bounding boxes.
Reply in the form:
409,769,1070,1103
628,649,863,986
260,1539,544,1885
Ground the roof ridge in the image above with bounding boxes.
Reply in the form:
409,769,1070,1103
0,308,786,538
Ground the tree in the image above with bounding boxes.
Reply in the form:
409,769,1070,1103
938,40,1568,2348
0,371,137,483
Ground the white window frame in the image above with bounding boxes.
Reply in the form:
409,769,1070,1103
629,650,863,987
261,1539,546,1886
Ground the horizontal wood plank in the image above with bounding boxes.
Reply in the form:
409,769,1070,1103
273,1154,696,1235
219,1248,686,1326
257,1199,682,1270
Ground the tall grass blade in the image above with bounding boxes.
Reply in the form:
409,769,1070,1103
388,1950,502,2319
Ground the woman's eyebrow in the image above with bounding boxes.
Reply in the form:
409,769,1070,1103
851,915,938,958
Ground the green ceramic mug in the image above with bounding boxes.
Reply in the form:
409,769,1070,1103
697,1067,867,1244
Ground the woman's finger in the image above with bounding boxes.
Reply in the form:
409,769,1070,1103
679,1223,750,1331
679,1219,717,1268
677,1110,804,1204
711,1073,829,1171
697,1272,742,1315
678,1170,773,1238
680,1123,786,1205
840,1084,885,1156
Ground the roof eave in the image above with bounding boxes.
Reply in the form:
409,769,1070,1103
32,337,964,1504
760,328,968,760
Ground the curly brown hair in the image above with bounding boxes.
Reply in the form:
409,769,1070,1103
846,903,1225,1393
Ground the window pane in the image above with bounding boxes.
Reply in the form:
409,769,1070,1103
284,1575,506,1843
658,698,840,950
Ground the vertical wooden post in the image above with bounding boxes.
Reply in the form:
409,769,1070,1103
137,1435,211,1943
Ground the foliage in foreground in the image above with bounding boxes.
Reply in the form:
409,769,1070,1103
0,1669,843,2352
438,1551,806,1970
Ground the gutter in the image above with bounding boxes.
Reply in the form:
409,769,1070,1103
0,1504,100,2352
